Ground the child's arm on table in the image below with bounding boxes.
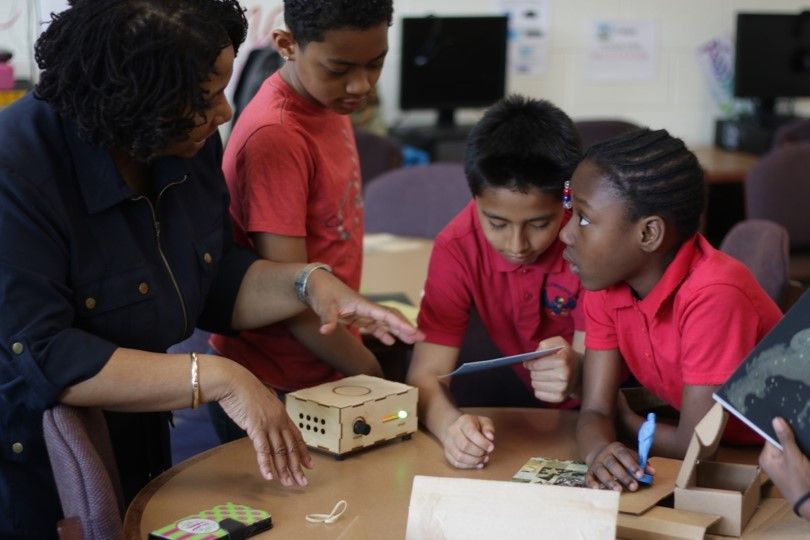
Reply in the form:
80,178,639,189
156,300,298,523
406,341,495,469
577,347,650,492
617,384,718,458
254,232,382,377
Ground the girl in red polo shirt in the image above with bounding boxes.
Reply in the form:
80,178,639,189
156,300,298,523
561,128,782,492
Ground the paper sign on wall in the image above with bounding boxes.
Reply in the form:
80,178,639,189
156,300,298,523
585,20,657,82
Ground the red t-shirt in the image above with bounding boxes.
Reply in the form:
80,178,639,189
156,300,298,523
418,201,585,395
585,234,782,443
210,72,363,391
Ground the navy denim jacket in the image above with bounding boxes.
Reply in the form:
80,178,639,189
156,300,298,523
0,94,257,536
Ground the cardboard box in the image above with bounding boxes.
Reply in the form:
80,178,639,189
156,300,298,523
673,403,760,536
285,375,417,456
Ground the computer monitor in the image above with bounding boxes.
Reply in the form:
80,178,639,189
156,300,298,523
734,12,810,117
399,15,508,127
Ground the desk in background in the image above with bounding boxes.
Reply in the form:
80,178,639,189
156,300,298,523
124,408,804,539
692,146,759,246
360,234,433,381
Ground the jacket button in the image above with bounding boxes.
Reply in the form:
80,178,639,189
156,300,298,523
11,442,23,454
85,297,97,310
11,342,23,355
138,282,150,295
203,252,213,264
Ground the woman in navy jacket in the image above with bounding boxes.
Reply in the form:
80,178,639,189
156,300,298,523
0,1,421,537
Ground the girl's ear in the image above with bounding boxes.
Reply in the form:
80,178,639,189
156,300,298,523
272,29,296,61
638,215,666,253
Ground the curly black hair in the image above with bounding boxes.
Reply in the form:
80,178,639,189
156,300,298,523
34,0,247,160
284,0,393,46
585,128,706,241
465,95,582,196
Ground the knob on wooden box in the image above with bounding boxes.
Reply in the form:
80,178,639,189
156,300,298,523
285,375,418,457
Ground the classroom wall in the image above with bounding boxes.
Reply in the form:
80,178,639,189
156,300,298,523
238,0,810,147
8,1,810,147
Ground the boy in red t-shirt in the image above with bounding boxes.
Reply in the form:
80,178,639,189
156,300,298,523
406,96,586,469
563,129,782,492
209,0,393,442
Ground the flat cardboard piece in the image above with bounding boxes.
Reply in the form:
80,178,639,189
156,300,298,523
619,457,681,515
405,475,619,539
676,402,727,488
617,507,721,540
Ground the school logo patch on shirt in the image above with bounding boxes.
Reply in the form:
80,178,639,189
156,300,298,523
542,285,576,317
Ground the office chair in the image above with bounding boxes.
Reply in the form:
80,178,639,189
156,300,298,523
42,404,125,540
364,163,471,239
354,128,403,189
772,118,810,148
744,142,810,285
231,46,283,126
719,219,797,310
574,119,640,148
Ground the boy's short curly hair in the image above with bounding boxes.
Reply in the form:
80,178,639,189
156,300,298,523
465,95,583,197
34,0,247,160
284,0,393,46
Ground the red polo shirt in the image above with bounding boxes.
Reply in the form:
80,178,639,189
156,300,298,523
418,201,585,394
585,234,782,442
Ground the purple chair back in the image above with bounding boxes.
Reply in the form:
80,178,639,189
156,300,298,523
719,219,790,307
574,119,640,148
364,163,471,239
354,128,403,188
772,118,810,148
745,142,810,249
43,405,125,540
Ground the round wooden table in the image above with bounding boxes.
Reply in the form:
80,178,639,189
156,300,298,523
125,408,580,538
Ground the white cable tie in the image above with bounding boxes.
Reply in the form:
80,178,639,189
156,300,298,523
305,499,348,524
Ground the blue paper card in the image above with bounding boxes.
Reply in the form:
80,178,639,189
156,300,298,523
438,346,563,378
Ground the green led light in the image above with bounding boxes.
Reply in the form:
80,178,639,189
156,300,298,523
398,410,408,419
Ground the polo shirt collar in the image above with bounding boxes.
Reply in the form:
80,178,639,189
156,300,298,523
63,117,191,214
604,234,703,315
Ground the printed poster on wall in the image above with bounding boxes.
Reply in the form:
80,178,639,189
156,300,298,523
585,20,657,82
497,0,550,77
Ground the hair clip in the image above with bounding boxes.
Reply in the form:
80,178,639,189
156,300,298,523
562,180,572,210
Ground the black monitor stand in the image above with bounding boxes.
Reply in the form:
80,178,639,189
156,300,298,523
390,110,474,162
715,98,797,154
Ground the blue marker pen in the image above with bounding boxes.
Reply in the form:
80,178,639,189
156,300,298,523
637,412,656,486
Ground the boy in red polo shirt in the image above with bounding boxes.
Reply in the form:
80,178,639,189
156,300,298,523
562,128,782,492
406,96,585,469
208,0,393,441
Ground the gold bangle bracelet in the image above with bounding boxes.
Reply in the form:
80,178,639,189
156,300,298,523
190,351,200,409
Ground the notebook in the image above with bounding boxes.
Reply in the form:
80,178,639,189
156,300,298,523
713,290,810,454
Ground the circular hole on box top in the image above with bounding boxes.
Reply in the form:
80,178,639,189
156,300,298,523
321,428,325,434
299,413,304,419
299,423,303,428
332,385,372,396
306,415,311,421
313,417,319,423
321,419,326,425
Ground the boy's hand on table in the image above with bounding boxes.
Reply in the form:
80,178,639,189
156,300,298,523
442,413,495,469
585,441,654,492
525,336,580,402
759,417,810,511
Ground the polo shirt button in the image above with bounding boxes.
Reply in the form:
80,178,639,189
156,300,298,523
11,342,23,355
11,442,23,454
85,297,97,310
203,252,213,264
138,282,150,295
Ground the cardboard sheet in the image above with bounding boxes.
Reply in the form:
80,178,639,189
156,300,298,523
618,507,721,540
619,457,681,515
406,475,619,539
